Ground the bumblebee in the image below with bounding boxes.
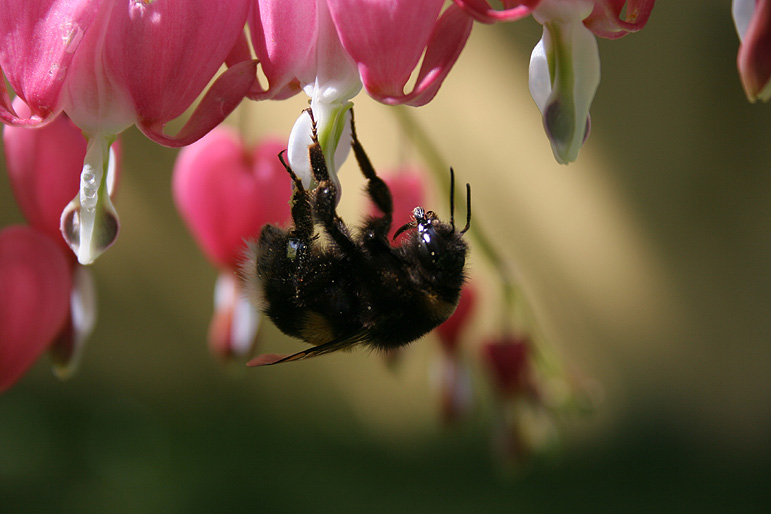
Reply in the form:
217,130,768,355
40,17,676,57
242,109,470,366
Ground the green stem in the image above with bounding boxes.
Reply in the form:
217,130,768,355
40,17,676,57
392,106,569,380
391,106,517,320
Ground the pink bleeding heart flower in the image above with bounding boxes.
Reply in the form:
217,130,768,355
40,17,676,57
435,285,477,355
3,98,109,377
432,285,477,423
482,336,534,399
0,226,72,392
172,127,292,360
0,0,257,264
481,335,557,465
733,0,771,102
248,0,472,196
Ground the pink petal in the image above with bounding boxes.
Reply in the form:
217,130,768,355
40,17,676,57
139,59,258,147
0,226,72,392
434,285,477,353
60,0,252,136
172,127,292,270
107,0,250,124
331,1,473,106
451,0,540,24
3,98,87,254
481,337,532,397
248,0,318,100
584,0,656,39
208,271,260,361
737,0,771,102
0,0,98,125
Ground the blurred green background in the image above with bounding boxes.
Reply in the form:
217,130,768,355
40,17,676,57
2,2,770,512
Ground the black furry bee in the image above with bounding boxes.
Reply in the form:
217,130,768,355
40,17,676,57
242,109,470,366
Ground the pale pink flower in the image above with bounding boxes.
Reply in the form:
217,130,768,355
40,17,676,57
172,128,292,360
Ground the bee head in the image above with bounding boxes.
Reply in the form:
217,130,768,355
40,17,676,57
392,169,470,269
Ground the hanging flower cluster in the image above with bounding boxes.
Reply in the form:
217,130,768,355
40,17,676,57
0,0,256,264
245,0,473,195
1,0,659,463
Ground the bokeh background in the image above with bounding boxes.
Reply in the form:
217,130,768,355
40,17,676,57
2,2,770,512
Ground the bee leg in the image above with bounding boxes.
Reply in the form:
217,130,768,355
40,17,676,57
278,149,314,241
349,109,393,239
304,109,358,255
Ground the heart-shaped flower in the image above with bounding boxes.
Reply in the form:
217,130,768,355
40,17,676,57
0,226,72,392
173,127,293,359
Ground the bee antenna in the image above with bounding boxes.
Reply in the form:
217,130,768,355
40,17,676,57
460,183,471,234
449,167,456,231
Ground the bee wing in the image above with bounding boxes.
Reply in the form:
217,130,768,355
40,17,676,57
247,330,369,367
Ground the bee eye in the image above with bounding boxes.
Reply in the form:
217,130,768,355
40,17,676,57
417,221,442,263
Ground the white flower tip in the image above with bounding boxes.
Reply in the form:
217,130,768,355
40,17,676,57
61,192,120,265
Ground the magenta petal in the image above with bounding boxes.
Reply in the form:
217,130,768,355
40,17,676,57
0,226,72,392
435,285,477,353
139,59,257,148
248,0,317,100
172,127,292,269
451,0,540,24
737,0,771,102
103,0,251,125
584,0,656,40
330,0,443,103
4,98,87,253
342,3,473,106
0,0,98,124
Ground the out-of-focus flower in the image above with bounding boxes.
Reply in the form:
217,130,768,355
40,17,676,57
0,226,72,392
432,285,477,423
172,127,292,360
0,0,256,264
733,0,771,102
454,0,655,163
3,99,111,377
248,0,472,193
482,335,558,467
